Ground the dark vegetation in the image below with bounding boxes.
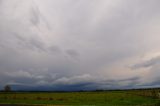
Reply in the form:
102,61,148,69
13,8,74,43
0,87,160,106
3,85,11,92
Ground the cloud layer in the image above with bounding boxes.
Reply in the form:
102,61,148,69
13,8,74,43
0,0,160,90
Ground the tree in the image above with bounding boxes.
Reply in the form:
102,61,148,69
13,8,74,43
4,85,11,92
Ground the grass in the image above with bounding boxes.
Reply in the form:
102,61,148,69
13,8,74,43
0,90,159,106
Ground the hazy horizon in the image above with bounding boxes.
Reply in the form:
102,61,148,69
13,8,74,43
0,0,160,91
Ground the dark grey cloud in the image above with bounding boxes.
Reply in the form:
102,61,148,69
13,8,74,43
49,45,62,54
66,49,80,58
131,56,160,69
13,33,46,52
130,55,160,88
0,73,141,91
30,6,41,26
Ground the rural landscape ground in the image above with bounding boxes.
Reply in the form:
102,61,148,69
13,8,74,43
0,89,160,106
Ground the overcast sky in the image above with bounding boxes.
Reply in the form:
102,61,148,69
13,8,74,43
0,0,160,91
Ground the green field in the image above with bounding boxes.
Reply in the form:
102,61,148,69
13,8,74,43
0,90,160,106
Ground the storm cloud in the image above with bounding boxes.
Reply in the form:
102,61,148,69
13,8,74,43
0,0,160,90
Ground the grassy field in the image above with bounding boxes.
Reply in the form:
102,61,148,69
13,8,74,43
0,90,160,106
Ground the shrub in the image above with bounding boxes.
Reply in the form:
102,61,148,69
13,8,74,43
4,85,11,92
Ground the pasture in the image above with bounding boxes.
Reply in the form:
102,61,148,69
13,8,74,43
0,89,160,106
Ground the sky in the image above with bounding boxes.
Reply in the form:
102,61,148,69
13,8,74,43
0,0,160,91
